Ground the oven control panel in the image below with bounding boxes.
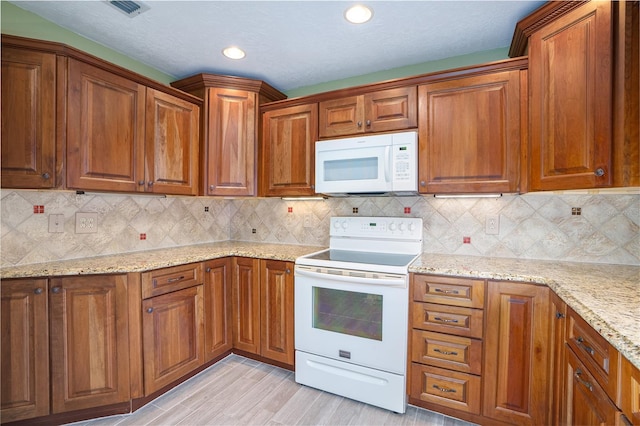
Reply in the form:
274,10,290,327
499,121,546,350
330,216,422,240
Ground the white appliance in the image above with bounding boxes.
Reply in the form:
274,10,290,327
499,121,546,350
294,216,423,413
315,131,418,196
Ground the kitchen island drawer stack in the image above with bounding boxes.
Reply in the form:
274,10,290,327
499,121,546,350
409,274,485,416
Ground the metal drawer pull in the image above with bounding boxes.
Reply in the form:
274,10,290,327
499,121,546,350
576,337,595,355
433,348,458,356
575,369,593,391
432,384,456,393
434,288,459,295
434,317,459,323
167,275,186,283
34,288,43,295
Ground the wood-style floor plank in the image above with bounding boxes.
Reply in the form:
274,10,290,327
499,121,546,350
68,354,476,426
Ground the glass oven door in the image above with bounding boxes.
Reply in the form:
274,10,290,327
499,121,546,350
294,265,408,374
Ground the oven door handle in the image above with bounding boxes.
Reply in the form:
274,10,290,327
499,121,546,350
295,267,407,288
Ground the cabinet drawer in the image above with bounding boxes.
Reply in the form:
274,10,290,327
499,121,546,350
411,330,482,375
412,274,484,308
566,307,619,401
410,363,481,415
142,263,203,299
412,302,483,339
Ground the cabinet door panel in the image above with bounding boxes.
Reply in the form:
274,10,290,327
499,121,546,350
145,88,199,195
261,104,318,196
260,260,294,366
232,257,261,353
365,86,417,133
142,285,204,395
1,48,57,188
204,258,233,361
50,275,130,413
529,1,612,190
1,279,49,422
419,70,521,193
319,95,364,137
207,88,257,196
563,347,619,425
483,281,550,425
67,58,146,192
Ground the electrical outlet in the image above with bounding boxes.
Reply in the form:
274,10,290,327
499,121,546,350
75,212,98,234
485,215,500,235
48,214,64,233
304,214,313,228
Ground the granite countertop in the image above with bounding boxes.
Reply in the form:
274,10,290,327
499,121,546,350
410,254,640,371
2,243,638,370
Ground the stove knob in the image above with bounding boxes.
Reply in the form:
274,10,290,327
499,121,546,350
333,221,341,230
398,222,406,231
408,222,416,232
341,221,348,229
389,222,397,231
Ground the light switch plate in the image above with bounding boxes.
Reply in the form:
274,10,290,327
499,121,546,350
48,214,64,233
75,212,98,233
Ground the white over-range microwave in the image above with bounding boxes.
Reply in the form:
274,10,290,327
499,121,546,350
315,130,418,196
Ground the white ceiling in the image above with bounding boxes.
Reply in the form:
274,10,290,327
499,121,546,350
8,0,545,92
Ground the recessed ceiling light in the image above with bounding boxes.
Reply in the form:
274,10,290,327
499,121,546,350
344,4,373,24
222,46,245,60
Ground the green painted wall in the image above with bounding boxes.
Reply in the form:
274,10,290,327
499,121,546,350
2,0,510,97
1,1,175,84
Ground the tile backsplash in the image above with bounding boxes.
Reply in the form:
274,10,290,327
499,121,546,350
1,189,638,267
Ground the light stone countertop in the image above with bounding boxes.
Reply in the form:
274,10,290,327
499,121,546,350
2,243,638,370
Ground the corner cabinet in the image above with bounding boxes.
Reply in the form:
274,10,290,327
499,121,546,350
528,1,613,190
418,67,524,194
260,103,318,196
1,44,60,189
232,257,295,368
171,74,287,196
318,86,417,138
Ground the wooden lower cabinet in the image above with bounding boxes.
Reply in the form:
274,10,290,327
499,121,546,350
141,285,204,395
620,356,640,425
1,278,50,422
563,346,620,425
260,260,294,366
49,275,130,413
204,258,233,362
232,257,294,367
483,280,550,425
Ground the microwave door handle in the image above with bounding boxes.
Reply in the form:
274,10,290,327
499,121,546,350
384,146,391,182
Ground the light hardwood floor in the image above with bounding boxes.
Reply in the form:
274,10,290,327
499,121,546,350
70,354,476,426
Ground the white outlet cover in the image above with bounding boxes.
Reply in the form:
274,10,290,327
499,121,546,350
485,215,500,235
75,212,98,234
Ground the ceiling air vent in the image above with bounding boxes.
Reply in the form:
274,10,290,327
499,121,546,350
107,0,149,17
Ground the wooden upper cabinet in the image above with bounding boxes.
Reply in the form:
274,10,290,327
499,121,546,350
483,280,550,425
1,46,59,189
66,58,146,193
145,88,199,195
205,88,257,196
261,103,318,196
418,69,522,194
1,278,50,422
319,86,417,138
170,74,287,196
529,1,613,190
49,275,130,413
260,260,294,367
